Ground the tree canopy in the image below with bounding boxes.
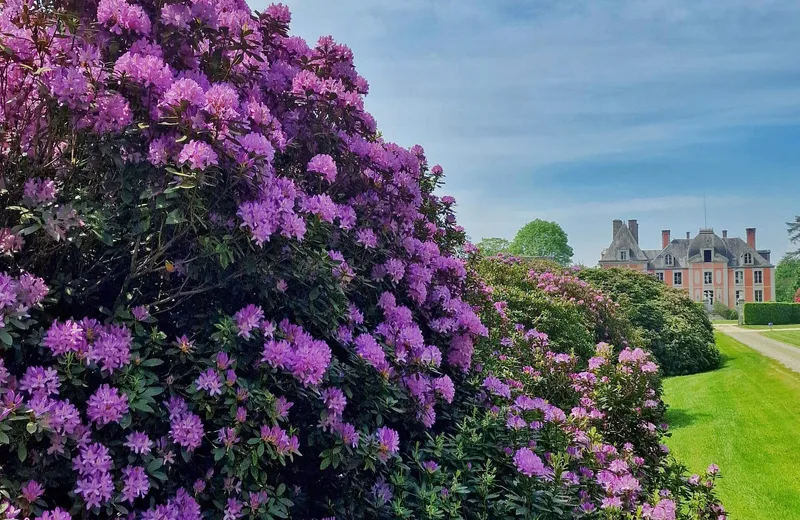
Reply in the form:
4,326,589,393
776,256,800,302
475,237,510,256
508,219,574,265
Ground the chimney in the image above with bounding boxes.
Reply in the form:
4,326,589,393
686,231,690,239
612,219,622,238
746,228,756,249
628,219,639,244
661,230,670,249
722,230,728,238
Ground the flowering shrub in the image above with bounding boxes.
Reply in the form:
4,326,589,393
0,1,723,519
378,263,725,519
577,268,720,376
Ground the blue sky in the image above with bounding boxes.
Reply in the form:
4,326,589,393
252,0,800,264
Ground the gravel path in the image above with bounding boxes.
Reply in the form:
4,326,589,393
715,324,800,373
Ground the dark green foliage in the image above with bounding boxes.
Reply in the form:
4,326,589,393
713,302,738,320
742,302,800,325
776,256,800,302
578,268,720,376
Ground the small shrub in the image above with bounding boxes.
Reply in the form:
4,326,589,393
712,302,738,321
742,302,800,325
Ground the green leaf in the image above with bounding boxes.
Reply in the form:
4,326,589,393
147,458,164,473
0,329,12,346
141,358,164,367
0,432,9,444
17,443,27,462
26,422,36,434
320,457,330,470
166,209,186,225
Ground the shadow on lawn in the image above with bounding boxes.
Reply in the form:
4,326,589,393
665,408,711,430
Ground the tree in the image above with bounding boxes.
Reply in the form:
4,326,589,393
789,215,800,256
776,256,800,302
475,237,510,256
508,219,574,265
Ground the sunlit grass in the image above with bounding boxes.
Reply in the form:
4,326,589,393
663,332,800,520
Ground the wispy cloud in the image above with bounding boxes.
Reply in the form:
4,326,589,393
252,0,800,262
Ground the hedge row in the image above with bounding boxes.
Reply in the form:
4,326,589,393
742,302,800,325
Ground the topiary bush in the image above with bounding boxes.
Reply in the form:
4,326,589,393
577,268,719,376
742,302,800,325
0,1,724,519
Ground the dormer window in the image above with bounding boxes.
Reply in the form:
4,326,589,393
619,250,628,261
703,249,712,262
664,254,673,266
743,252,753,265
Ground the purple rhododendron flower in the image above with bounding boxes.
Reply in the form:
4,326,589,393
86,384,129,426
307,154,337,183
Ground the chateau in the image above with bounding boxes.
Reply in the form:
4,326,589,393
599,220,775,308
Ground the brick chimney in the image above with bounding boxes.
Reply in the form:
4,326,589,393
746,228,756,249
612,219,622,238
628,219,639,244
722,230,728,238
686,231,690,239
661,230,670,249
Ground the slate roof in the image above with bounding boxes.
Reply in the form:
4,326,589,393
599,224,773,269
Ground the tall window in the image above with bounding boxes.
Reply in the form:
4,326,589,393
664,254,673,266
703,249,712,262
619,250,627,261
703,290,714,305
656,272,664,282
735,270,743,285
704,271,713,284
743,253,753,265
754,270,763,284
674,272,683,285
755,289,763,302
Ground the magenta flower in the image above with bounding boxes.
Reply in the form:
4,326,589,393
121,466,149,503
423,460,439,473
307,154,337,183
170,412,204,451
125,431,153,455
131,305,150,321
20,366,60,397
235,304,264,339
23,178,57,205
375,426,399,462
86,384,129,426
195,368,222,396
21,480,44,502
321,387,347,416
513,448,550,478
178,140,218,170
35,509,71,520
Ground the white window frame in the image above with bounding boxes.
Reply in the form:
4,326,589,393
755,289,763,302
743,253,753,265
673,272,683,286
735,270,743,285
703,290,714,305
704,271,713,285
664,254,673,266
656,272,664,282
735,290,743,302
754,270,763,284
619,250,627,261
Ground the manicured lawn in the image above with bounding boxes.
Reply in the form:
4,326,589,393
710,319,738,324
740,324,800,330
762,330,800,348
663,332,800,520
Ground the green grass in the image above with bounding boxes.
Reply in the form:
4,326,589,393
761,330,800,348
663,332,800,520
739,324,800,330
711,319,738,324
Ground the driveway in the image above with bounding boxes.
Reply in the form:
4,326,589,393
715,324,800,373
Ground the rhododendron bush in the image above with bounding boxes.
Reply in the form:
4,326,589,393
0,0,723,518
